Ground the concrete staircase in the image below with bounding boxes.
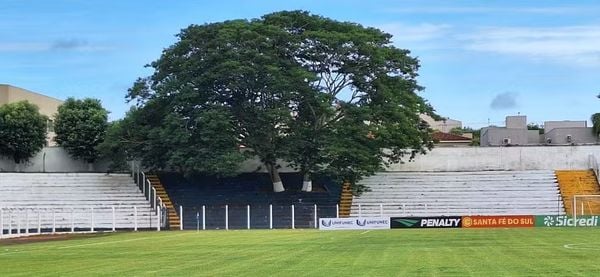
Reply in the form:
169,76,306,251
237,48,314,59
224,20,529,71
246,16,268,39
555,170,600,216
147,174,180,230
338,183,352,218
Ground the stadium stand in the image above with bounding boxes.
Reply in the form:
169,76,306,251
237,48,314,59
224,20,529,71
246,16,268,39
157,173,341,229
0,173,157,235
351,170,564,217
555,170,600,215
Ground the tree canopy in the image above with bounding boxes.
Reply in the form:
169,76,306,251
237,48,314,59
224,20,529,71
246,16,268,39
0,101,48,165
122,10,436,192
54,98,109,164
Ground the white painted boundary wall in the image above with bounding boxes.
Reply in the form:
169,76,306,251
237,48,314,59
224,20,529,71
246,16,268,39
386,145,600,172
0,147,110,172
3,145,599,173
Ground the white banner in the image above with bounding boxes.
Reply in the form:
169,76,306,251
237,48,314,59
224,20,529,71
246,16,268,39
319,217,390,230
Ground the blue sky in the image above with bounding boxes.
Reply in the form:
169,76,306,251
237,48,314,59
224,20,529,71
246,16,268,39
1,0,599,128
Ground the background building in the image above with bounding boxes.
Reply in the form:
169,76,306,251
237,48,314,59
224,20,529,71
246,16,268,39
420,114,462,133
481,115,598,147
0,84,63,146
480,115,539,146
543,120,596,145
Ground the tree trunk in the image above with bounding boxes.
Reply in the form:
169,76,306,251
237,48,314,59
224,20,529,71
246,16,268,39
88,163,94,172
301,172,312,192
268,163,285,192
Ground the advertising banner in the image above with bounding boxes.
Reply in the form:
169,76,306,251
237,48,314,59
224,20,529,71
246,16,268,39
391,217,462,229
319,217,390,230
535,215,600,227
462,215,534,228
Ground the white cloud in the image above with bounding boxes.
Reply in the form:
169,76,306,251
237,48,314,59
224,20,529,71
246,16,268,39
386,6,599,15
463,26,600,66
0,39,112,52
377,23,451,45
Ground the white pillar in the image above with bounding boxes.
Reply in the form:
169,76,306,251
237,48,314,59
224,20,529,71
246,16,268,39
91,208,95,232
247,205,250,230
157,208,161,231
314,204,318,229
336,204,339,218
52,210,56,234
8,210,13,235
112,207,116,232
142,172,146,197
71,209,75,233
8,210,12,235
25,209,29,234
180,206,183,231
152,187,157,212
269,204,273,229
359,204,362,217
134,207,138,231
225,205,229,230
37,210,41,234
202,205,206,230
147,180,152,203
0,209,3,238
291,205,295,229
17,210,21,235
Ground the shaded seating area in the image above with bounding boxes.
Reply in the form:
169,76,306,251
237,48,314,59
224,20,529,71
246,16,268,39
158,173,341,229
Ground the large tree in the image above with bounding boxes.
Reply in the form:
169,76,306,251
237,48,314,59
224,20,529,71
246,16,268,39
128,19,314,191
263,11,436,192
54,98,109,169
0,101,48,170
125,11,436,193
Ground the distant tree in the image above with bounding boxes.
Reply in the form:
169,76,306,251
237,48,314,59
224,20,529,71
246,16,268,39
449,127,480,146
449,127,464,136
0,101,48,170
527,123,544,134
592,113,600,137
96,120,129,172
54,98,108,169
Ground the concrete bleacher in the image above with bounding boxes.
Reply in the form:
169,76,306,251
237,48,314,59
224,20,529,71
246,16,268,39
0,173,156,235
351,170,564,217
158,173,341,229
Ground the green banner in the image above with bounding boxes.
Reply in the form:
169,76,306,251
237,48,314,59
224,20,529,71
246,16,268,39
535,215,600,227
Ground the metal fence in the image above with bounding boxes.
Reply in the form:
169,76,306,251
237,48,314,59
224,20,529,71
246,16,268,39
0,206,164,239
175,204,339,230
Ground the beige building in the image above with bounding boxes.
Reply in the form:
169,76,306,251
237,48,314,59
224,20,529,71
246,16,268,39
0,84,63,146
420,114,463,133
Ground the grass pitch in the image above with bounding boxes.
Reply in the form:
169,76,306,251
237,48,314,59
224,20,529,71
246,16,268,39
1,228,600,276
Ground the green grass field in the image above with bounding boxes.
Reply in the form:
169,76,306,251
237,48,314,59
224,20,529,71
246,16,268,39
1,228,600,276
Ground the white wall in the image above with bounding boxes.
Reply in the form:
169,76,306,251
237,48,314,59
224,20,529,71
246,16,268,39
388,145,600,172
2,145,599,173
0,147,109,172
